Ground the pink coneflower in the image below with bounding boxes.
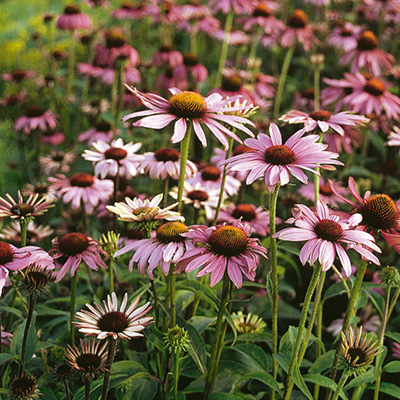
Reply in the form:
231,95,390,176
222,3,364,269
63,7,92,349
111,2,157,20
83,138,143,179
123,87,255,150
329,177,400,253
48,173,113,214
78,120,115,145
0,191,54,221
0,241,54,295
217,203,273,236
281,9,319,51
98,64,141,86
0,91,27,107
51,232,107,282
74,292,153,340
188,165,241,196
223,123,343,192
298,178,349,207
274,201,381,276
280,110,369,135
140,147,197,180
2,69,35,83
327,22,362,52
14,106,58,134
239,1,284,35
254,73,276,99
169,182,220,220
107,194,184,225
115,221,194,277
152,44,183,67
1,327,12,348
340,31,394,76
292,87,316,111
57,4,92,31
176,221,268,288
173,53,208,87
0,221,54,245
209,0,253,14
41,129,65,146
40,151,76,176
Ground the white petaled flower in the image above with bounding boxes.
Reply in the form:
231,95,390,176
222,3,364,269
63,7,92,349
83,138,143,179
74,292,153,340
107,194,184,223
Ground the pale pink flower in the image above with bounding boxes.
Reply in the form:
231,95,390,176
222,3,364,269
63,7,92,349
387,126,400,148
41,129,65,146
223,123,343,192
40,151,76,176
78,120,115,145
208,0,253,14
115,221,194,277
274,201,381,276
57,4,92,31
48,173,113,214
140,147,197,180
123,87,255,150
110,2,157,19
176,221,268,288
152,45,183,67
98,65,140,86
280,109,369,135
212,29,251,46
83,138,143,179
15,106,57,134
0,91,28,107
0,221,54,245
340,31,394,76
327,22,362,52
51,232,107,282
74,292,153,340
173,53,208,87
2,69,35,83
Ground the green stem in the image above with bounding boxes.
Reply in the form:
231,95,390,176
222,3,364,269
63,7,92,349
66,35,76,101
19,292,37,375
327,260,368,400
314,300,323,399
203,274,231,400
151,280,160,325
247,28,262,73
298,271,326,366
314,132,323,204
70,274,78,346
20,219,28,247
331,265,351,299
162,177,169,208
284,263,323,400
387,284,400,321
108,258,114,294
113,167,120,234
101,338,117,400
213,137,234,225
373,285,391,400
177,122,192,212
332,372,350,400
273,44,295,121
169,266,176,328
215,9,234,88
115,62,125,126
64,379,71,400
314,65,321,112
11,276,28,313
85,379,92,400
268,183,280,396
172,350,181,399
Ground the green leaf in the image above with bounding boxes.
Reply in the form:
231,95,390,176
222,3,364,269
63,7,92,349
233,343,271,372
323,282,348,300
304,374,348,400
235,332,272,343
344,369,374,390
176,280,219,311
374,346,387,378
378,382,400,399
385,332,400,344
186,316,215,334
145,324,167,355
309,350,335,374
384,361,400,373
10,312,37,363
0,353,17,366
120,372,158,400
185,323,207,375
236,371,281,394
367,129,387,159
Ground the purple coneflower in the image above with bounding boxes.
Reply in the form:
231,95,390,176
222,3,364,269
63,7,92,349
57,4,92,31
176,221,268,288
208,0,253,14
0,191,54,220
274,201,381,277
40,151,76,176
83,138,143,179
51,232,107,282
78,120,115,145
49,173,113,214
173,53,208,87
152,44,183,67
223,123,343,192
0,221,54,245
110,2,157,20
14,106,57,134
2,69,35,83
123,87,255,150
140,147,197,180
74,292,153,340
115,221,194,277
327,22,362,52
280,110,369,135
41,129,65,146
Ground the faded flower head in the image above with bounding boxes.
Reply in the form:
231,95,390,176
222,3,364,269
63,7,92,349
164,326,190,354
233,311,267,334
8,374,40,400
19,264,53,296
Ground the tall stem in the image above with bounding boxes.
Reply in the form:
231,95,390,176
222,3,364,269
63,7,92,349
332,372,350,400
373,285,391,400
314,64,321,112
327,260,368,400
203,273,231,400
273,44,295,121
314,132,322,203
70,274,78,346
113,167,120,234
213,137,234,225
162,177,169,208
85,379,92,400
19,292,37,375
169,266,176,328
115,63,125,126
284,263,323,400
177,122,192,212
151,280,160,325
64,379,71,400
101,338,117,400
215,9,234,88
108,258,114,294
268,183,280,396
20,219,28,247
66,35,76,101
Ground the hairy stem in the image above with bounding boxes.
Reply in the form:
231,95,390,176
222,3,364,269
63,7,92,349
101,338,117,400
70,274,77,346
177,122,192,212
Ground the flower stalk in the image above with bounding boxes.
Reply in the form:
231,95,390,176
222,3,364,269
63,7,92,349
177,122,192,212
101,337,117,400
332,371,350,400
70,274,77,346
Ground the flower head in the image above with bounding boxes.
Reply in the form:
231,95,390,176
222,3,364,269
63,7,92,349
57,4,92,31
123,87,255,150
51,233,107,282
8,374,40,400
14,107,58,135
0,191,54,221
74,292,153,340
232,311,267,334
164,326,190,354
20,264,53,296
223,123,343,192
176,221,268,288
274,201,381,276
